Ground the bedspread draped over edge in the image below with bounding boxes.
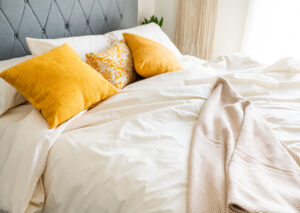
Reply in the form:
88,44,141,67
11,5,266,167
188,78,300,213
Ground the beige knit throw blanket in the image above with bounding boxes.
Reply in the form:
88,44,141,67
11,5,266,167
188,78,300,213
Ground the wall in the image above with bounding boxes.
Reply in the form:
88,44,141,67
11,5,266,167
138,0,250,57
155,0,178,42
138,0,155,24
213,0,250,57
138,0,178,41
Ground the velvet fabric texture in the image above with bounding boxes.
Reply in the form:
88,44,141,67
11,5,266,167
123,33,183,78
0,44,118,128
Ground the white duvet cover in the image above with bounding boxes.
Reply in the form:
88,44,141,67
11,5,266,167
0,54,300,213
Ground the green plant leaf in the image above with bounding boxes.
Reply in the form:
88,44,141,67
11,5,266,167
142,15,164,27
159,17,164,27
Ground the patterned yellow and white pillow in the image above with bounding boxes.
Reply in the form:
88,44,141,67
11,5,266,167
86,40,135,89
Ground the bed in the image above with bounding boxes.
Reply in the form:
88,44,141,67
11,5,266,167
0,1,300,213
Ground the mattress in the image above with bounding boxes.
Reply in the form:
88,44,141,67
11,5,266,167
0,54,299,212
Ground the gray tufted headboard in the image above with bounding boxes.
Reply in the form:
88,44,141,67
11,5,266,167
0,0,138,61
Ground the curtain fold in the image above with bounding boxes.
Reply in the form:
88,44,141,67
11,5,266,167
175,0,219,60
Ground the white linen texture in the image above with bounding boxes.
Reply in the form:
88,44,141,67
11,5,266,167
0,54,300,213
0,55,32,116
26,35,112,60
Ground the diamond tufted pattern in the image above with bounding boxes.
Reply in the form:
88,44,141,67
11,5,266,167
0,0,137,60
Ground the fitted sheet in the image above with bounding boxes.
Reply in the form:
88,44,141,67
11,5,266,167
0,54,300,213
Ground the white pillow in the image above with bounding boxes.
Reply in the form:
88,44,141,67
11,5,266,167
104,23,182,59
0,56,32,116
26,35,112,60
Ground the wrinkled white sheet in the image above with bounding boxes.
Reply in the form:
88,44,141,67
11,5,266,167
0,54,300,213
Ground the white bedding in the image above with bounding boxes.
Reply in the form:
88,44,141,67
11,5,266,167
0,54,300,213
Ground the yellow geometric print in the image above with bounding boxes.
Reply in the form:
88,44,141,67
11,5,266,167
86,40,136,89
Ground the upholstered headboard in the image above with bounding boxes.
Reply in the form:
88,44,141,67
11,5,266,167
0,0,138,60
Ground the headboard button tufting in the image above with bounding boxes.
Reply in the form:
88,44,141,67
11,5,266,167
0,0,137,60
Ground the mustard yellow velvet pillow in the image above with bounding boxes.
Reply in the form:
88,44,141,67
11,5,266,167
123,33,183,78
0,44,118,129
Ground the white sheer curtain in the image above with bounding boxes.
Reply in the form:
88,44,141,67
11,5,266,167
175,0,219,60
242,0,300,63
